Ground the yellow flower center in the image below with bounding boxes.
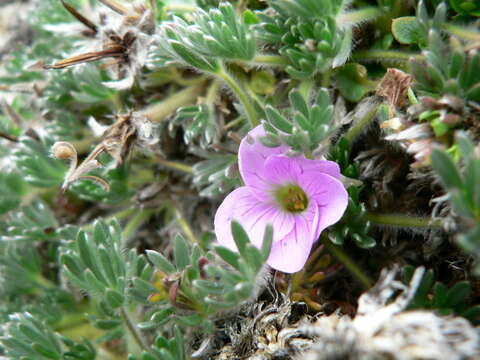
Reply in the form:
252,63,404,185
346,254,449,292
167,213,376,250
274,184,308,213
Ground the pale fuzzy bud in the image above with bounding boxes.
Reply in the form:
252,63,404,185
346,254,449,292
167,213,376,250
51,141,77,160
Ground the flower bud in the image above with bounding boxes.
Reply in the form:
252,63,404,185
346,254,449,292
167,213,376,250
51,141,76,160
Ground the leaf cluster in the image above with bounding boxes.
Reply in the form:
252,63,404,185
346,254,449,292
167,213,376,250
152,2,255,73
60,219,154,309
255,0,351,78
391,1,446,47
13,137,66,188
0,200,58,243
144,221,272,330
192,152,240,197
403,266,480,323
172,104,217,148
431,132,480,273
1,312,96,360
129,326,186,360
410,31,480,102
261,88,335,155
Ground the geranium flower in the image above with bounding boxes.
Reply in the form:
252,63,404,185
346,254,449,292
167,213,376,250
214,125,348,273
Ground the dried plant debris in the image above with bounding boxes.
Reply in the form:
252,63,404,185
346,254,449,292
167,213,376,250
52,112,156,190
44,0,154,89
300,267,480,360
211,300,314,360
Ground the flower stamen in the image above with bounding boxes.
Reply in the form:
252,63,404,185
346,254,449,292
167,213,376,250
275,184,309,213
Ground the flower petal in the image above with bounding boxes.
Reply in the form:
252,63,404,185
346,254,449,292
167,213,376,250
238,125,288,199
263,155,301,185
296,158,342,179
214,187,295,251
299,173,348,235
267,205,320,273
262,155,342,186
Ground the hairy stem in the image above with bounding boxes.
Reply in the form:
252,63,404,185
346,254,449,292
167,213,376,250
352,49,423,64
156,156,194,174
443,23,480,43
217,65,259,127
142,83,204,122
122,208,156,242
252,54,289,66
224,116,243,130
176,208,198,244
206,79,221,105
321,68,333,88
120,307,149,353
323,239,372,289
298,79,314,99
337,7,382,25
365,212,443,229
343,102,379,143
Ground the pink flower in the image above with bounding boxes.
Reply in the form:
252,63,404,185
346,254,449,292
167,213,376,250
214,125,349,273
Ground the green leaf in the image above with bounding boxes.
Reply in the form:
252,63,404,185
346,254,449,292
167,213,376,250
233,282,253,298
289,90,309,117
462,305,480,324
105,288,125,309
61,254,84,281
432,282,447,307
32,342,62,359
193,279,224,295
140,352,157,360
430,117,450,137
151,308,175,325
392,17,423,45
445,281,470,307
146,250,176,274
230,221,249,258
173,325,185,360
173,235,190,270
265,106,293,133
335,63,369,102
414,269,434,306
431,149,463,189
214,246,241,271
170,41,219,73
176,313,204,327
261,224,273,259
93,319,122,330
243,9,259,25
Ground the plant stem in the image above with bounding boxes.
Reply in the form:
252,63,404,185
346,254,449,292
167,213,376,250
216,65,258,127
337,7,382,25
321,68,333,88
206,79,221,105
343,102,379,143
252,54,289,67
120,307,149,353
352,49,423,64
443,23,480,43
156,157,194,174
142,83,204,122
223,116,243,130
164,4,197,13
122,208,156,242
176,208,198,244
110,207,138,221
298,79,314,99
323,239,372,289
364,212,443,229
